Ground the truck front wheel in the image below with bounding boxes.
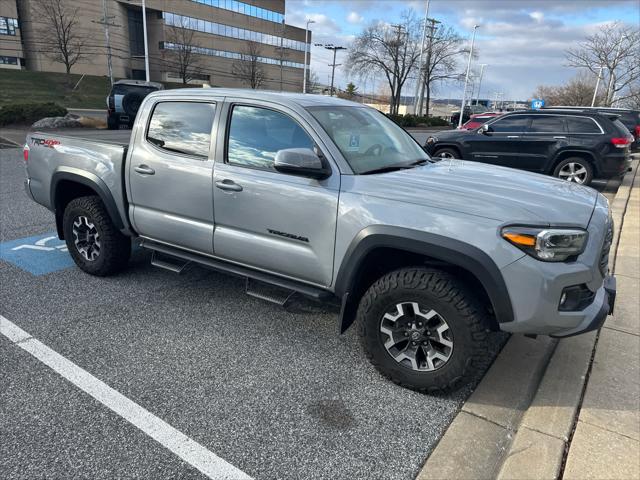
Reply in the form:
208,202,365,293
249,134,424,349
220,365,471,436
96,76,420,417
63,196,131,276
357,267,494,394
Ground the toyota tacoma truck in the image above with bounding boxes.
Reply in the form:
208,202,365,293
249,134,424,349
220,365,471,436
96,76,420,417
23,89,617,393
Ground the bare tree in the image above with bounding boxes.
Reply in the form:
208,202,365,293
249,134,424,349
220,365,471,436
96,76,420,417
232,41,266,89
165,17,203,84
566,22,640,106
32,0,85,74
345,11,422,115
533,72,604,106
417,25,467,117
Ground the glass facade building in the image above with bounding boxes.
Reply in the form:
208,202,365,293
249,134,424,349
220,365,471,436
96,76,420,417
163,12,307,52
163,42,304,69
188,0,285,24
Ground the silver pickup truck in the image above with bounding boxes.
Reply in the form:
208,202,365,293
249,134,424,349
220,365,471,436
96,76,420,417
23,89,616,393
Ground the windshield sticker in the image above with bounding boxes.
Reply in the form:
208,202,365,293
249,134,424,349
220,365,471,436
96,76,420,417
347,134,360,151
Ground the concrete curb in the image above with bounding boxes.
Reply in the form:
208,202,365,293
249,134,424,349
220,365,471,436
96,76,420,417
498,159,638,480
417,160,639,480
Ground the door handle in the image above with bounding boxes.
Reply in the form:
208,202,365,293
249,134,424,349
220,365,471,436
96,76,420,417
215,179,243,192
507,135,520,138
553,136,567,139
134,164,155,175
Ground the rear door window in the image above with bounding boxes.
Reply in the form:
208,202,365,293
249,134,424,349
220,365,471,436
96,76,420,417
527,115,566,133
147,102,216,158
566,117,602,134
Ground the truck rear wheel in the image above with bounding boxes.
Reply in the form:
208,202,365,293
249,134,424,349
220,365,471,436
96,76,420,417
63,196,131,276
357,267,493,394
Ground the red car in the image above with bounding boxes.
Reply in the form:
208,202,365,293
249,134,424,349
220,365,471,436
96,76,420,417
460,112,503,130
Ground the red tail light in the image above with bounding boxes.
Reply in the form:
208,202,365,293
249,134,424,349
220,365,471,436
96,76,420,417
611,137,631,148
634,125,640,138
23,144,29,162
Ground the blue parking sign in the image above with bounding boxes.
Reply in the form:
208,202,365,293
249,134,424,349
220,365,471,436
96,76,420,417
531,99,545,109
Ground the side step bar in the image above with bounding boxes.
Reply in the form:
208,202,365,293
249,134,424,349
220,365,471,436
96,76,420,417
150,250,190,274
140,239,333,301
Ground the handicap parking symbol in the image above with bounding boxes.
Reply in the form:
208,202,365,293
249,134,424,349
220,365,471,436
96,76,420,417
0,233,75,275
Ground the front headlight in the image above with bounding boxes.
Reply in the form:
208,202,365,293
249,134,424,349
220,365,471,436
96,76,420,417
501,226,588,262
426,136,438,144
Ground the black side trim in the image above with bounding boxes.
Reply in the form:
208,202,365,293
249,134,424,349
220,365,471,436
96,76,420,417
141,239,334,301
51,171,124,230
335,226,515,333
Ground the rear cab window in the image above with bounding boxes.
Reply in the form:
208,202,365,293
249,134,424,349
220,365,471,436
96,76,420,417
146,101,216,158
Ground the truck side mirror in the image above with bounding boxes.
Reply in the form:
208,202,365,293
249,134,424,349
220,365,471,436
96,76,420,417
274,148,331,180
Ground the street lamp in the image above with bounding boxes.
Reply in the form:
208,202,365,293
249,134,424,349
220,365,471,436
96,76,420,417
303,19,315,93
141,0,150,82
458,24,479,129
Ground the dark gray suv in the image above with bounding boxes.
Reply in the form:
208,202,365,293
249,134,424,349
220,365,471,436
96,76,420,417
425,109,633,185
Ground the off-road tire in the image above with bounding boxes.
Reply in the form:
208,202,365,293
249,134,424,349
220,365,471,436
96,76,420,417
552,157,594,185
432,147,459,160
357,267,494,394
63,196,131,276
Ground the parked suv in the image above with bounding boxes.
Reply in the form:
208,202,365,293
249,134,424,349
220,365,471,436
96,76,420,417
425,109,633,185
544,106,640,150
24,91,616,393
106,80,163,129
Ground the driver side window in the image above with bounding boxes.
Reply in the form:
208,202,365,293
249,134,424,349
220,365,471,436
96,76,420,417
488,115,531,133
226,105,314,170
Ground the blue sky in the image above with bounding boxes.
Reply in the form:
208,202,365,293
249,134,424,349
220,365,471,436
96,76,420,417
285,0,640,101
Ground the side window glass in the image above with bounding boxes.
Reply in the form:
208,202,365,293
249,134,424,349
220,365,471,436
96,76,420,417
566,117,601,134
147,102,216,158
489,115,530,133
227,105,314,170
528,116,566,133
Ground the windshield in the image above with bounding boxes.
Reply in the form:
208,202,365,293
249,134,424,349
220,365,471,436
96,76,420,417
307,106,429,174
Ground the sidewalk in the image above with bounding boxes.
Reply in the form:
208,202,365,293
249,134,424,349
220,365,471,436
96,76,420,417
563,166,640,479
419,161,639,480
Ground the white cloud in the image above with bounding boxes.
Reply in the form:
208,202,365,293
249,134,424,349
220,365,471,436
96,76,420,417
530,11,544,23
347,11,364,24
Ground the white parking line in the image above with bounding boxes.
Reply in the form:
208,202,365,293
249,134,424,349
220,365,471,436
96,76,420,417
0,315,251,480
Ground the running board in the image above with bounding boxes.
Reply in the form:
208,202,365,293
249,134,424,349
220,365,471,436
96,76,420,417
150,250,190,274
140,239,332,301
246,278,295,306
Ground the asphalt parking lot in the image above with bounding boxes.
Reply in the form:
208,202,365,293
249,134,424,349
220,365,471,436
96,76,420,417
0,142,507,479
0,130,623,479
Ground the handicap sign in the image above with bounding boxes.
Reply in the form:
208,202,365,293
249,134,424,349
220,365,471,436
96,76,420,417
531,99,545,109
0,232,74,275
346,134,360,152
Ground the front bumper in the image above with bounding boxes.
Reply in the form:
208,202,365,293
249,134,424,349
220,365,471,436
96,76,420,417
550,275,615,338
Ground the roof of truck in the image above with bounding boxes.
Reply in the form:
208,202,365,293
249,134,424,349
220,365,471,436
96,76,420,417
147,87,364,108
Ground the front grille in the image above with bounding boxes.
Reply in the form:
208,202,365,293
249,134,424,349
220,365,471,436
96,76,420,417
599,220,614,275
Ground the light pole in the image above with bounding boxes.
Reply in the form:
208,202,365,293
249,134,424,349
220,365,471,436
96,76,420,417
591,65,604,107
302,19,315,93
458,24,479,129
413,0,430,113
141,0,150,82
475,63,487,106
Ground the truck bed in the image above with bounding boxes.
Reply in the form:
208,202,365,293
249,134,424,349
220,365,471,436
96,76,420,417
32,128,132,147
25,131,130,232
